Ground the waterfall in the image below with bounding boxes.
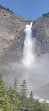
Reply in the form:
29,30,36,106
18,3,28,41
22,22,35,67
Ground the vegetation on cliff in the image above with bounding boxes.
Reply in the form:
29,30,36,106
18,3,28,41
0,5,13,13
42,12,49,17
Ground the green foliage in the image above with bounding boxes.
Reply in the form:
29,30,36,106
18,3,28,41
0,5,13,13
0,73,49,111
29,91,33,102
42,12,49,17
20,80,27,98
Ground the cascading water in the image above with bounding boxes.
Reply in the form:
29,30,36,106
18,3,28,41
22,22,35,67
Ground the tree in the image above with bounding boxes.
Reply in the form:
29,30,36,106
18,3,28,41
19,80,28,111
20,80,28,98
29,91,33,102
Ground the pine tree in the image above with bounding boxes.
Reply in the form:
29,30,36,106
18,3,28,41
0,74,6,96
19,80,28,111
30,91,33,102
20,80,27,98
0,74,7,110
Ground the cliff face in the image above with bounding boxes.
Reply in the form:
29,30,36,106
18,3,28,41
0,6,32,63
0,7,49,99
33,17,49,55
0,7,49,64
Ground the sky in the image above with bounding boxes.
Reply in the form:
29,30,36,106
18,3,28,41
0,0,49,20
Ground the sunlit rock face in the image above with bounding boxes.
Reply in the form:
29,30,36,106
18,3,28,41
0,6,32,64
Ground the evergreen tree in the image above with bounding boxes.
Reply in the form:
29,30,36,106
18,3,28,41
20,80,27,98
19,80,28,111
30,91,33,102
0,73,49,111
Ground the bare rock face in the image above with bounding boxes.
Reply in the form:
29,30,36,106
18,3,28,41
0,6,32,63
33,17,49,55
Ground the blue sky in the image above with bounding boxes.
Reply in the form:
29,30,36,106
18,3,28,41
0,0,49,20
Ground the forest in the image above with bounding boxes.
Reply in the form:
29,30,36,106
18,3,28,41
0,74,49,111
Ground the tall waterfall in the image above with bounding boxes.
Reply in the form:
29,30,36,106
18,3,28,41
22,22,35,67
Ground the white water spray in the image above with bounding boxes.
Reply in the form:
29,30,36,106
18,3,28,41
22,22,35,67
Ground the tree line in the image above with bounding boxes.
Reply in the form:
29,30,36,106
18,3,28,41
0,5,13,13
0,74,49,111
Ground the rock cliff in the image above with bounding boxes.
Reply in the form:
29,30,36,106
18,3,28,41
0,6,49,64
